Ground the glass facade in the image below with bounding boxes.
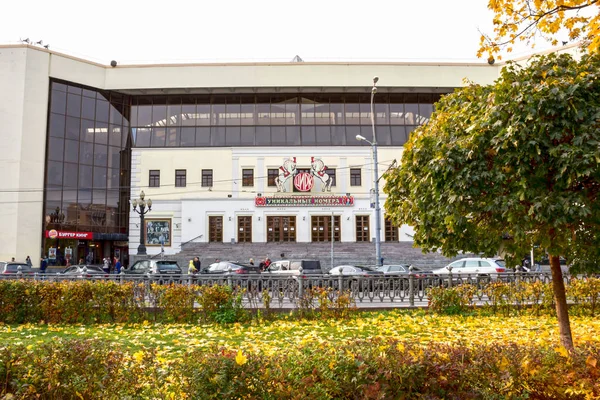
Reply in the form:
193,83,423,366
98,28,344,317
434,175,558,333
130,93,442,148
45,81,132,238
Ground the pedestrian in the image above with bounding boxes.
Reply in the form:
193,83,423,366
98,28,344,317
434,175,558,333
40,257,48,274
265,258,271,268
114,257,122,274
249,258,254,266
11,257,15,262
193,257,201,273
188,259,197,274
103,257,110,273
25,256,32,267
78,258,84,265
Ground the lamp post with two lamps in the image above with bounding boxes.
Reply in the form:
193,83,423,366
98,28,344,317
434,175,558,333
356,76,383,267
131,191,152,255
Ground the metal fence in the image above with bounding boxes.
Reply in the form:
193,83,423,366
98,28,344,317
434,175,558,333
0,270,567,309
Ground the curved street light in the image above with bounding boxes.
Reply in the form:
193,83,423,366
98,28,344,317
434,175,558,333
131,190,152,255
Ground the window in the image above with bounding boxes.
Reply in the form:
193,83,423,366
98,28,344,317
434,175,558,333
266,216,296,242
326,168,336,187
209,216,223,242
268,169,278,187
242,169,254,187
237,216,252,243
356,215,370,242
350,168,362,186
149,170,160,187
385,218,399,242
202,169,213,187
175,169,186,187
311,216,340,242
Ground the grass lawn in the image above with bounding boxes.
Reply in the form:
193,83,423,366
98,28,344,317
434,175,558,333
1,310,599,359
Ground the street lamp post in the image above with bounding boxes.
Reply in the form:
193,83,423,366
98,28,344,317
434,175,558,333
356,76,382,267
131,190,152,255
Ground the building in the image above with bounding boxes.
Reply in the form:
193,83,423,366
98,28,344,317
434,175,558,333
1,44,510,267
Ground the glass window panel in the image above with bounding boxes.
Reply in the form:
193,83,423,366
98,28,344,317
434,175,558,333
93,190,106,204
300,102,315,125
166,127,179,147
95,122,108,144
285,103,299,125
374,102,390,125
82,88,96,98
107,168,119,189
226,103,241,126
302,126,316,145
360,126,372,143
108,146,120,168
419,103,434,124
81,96,95,120
270,103,286,125
391,126,407,146
240,104,255,125
316,126,331,145
405,93,419,125
151,128,166,147
48,137,64,161
330,103,344,125
80,119,94,142
66,117,80,140
359,102,372,125
67,86,82,95
256,103,270,126
271,126,286,146
78,189,92,205
109,125,122,146
134,128,151,147
181,104,197,126
196,104,211,126
94,144,107,166
136,105,153,127
211,126,225,146
80,142,94,165
53,82,67,92
225,127,241,145
286,126,301,146
95,99,109,123
49,113,65,138
196,127,211,146
79,165,93,188
64,139,79,163
47,161,63,186
63,162,78,188
240,127,255,146
93,166,107,188
167,97,182,126
256,126,270,145
130,101,138,127
314,102,330,125
180,127,195,147
212,104,226,126
331,126,345,145
389,102,405,125
152,100,167,127
345,126,361,145
345,98,360,124
50,90,66,114
109,104,124,125
376,125,391,146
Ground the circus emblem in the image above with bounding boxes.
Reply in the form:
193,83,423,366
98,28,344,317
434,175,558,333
274,157,297,192
310,156,333,192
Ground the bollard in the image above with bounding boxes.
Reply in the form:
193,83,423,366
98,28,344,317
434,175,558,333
338,274,344,293
81,266,88,279
227,266,233,288
120,269,125,284
298,266,304,299
448,266,453,288
17,265,23,279
408,265,415,306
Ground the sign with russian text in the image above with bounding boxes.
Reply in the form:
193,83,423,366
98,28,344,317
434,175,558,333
255,195,354,207
293,172,314,191
45,230,93,240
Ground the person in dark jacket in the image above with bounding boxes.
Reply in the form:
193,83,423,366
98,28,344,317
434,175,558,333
114,258,122,274
193,257,201,273
40,257,48,273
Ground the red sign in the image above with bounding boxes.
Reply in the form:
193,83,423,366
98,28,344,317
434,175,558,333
255,195,354,207
293,172,314,192
45,230,93,240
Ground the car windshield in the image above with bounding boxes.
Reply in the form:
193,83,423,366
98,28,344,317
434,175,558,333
156,261,180,270
6,264,31,272
86,266,104,273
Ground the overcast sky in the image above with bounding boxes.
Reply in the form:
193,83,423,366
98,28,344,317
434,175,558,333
1,0,554,64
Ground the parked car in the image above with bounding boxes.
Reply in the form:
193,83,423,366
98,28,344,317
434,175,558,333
57,265,108,277
124,260,182,275
431,258,506,281
328,265,384,276
328,265,384,292
0,262,34,275
204,261,261,275
263,260,323,277
376,265,432,278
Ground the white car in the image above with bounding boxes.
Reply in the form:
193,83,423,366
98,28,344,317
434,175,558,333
431,258,506,280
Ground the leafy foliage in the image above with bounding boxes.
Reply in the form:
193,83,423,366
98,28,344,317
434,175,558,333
384,53,600,272
479,0,600,59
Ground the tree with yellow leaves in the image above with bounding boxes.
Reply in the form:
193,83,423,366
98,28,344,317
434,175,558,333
479,0,600,59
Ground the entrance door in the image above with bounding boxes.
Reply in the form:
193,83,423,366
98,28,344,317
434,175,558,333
237,216,252,243
311,216,340,242
209,216,223,242
266,216,296,242
355,215,370,242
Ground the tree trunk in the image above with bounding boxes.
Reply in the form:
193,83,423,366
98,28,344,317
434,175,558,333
549,254,574,351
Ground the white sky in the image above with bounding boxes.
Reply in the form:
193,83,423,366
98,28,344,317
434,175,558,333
0,0,556,64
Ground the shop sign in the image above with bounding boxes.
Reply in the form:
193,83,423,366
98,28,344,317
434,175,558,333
45,230,93,240
293,172,314,191
48,247,57,260
255,195,354,207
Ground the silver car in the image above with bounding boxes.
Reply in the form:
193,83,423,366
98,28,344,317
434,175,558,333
432,258,506,280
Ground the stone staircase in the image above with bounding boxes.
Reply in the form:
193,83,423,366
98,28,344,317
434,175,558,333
156,242,468,271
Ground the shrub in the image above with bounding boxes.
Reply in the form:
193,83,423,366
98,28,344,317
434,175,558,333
428,284,474,314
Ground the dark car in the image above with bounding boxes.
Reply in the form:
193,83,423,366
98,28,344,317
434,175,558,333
262,260,323,277
0,262,34,275
58,265,108,277
204,261,261,275
125,260,182,275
